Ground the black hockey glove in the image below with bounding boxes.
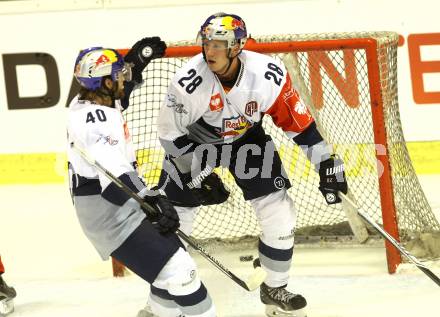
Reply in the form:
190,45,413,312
184,172,230,206
124,36,167,84
318,155,348,204
143,194,180,234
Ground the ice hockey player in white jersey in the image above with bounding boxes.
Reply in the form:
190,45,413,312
156,13,348,317
0,256,16,316
67,40,216,317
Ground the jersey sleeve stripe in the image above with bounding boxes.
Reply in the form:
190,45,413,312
292,122,323,146
101,172,143,206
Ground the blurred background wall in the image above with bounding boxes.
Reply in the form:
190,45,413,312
0,0,439,184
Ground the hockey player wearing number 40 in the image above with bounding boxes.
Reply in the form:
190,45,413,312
152,12,348,317
67,40,216,317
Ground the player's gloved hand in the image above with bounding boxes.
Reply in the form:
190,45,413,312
143,194,180,234
124,36,167,84
318,155,348,204
184,172,230,206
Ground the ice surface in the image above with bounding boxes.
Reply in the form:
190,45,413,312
0,175,439,316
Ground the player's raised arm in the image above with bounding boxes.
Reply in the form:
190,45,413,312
121,37,167,110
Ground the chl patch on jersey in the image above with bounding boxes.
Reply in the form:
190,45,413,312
209,93,224,112
220,115,253,138
166,93,188,114
245,101,258,117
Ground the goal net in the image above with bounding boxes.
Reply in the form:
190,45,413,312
123,32,440,273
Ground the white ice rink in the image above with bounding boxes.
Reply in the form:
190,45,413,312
1,175,439,317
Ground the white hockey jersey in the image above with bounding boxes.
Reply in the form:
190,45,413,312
67,97,146,259
67,97,137,187
158,50,314,149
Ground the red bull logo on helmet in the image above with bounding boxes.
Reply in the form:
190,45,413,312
94,50,118,67
95,54,109,67
222,16,244,31
231,18,245,31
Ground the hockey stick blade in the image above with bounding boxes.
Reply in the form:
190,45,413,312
245,267,268,291
340,190,369,243
340,193,440,287
71,142,266,291
0,298,14,315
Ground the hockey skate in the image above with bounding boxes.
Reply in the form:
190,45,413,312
253,258,307,317
260,283,307,317
0,276,16,316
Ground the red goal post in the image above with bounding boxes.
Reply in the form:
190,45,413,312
115,32,440,277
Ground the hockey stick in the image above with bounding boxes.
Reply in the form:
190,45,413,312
340,193,440,287
70,143,267,291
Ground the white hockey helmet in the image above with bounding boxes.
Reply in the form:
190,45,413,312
74,47,131,91
197,13,248,49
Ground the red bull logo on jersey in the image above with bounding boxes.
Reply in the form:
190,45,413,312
220,115,253,137
209,93,224,112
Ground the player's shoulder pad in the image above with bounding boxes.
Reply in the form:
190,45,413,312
240,50,287,77
239,50,287,99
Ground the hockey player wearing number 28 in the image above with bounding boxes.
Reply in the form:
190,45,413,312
156,13,348,317
67,40,216,317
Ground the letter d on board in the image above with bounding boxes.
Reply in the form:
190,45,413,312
3,53,60,109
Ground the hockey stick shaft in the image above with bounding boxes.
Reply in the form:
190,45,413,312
340,193,440,287
71,143,265,291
